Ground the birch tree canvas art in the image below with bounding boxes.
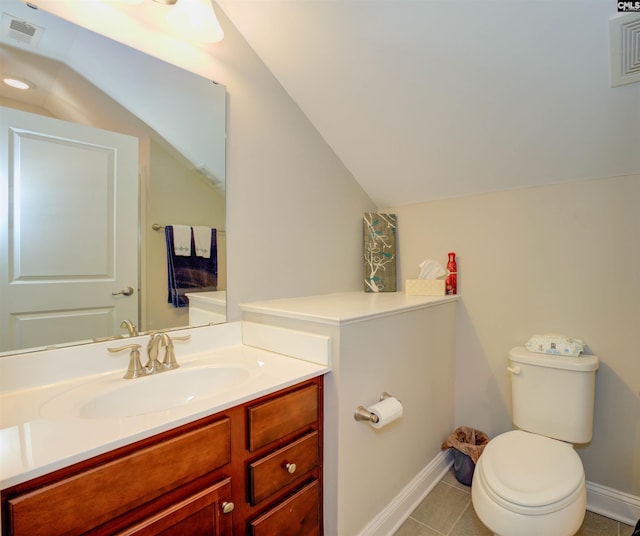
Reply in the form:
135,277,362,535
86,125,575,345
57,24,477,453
363,213,397,292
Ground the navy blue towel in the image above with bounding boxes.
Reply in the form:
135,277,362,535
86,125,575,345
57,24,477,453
165,226,217,308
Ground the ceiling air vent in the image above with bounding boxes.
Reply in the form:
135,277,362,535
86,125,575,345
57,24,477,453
0,12,45,47
609,12,640,87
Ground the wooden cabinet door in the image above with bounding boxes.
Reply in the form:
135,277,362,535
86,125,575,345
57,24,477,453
117,478,233,536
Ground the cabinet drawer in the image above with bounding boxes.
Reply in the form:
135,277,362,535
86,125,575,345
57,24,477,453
248,431,318,505
247,384,318,451
7,418,231,536
248,480,320,536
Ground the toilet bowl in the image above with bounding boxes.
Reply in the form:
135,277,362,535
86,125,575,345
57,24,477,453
471,430,586,536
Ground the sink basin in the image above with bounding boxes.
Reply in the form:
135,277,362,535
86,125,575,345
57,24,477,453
41,365,251,419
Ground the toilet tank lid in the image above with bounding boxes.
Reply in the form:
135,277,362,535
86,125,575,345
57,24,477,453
509,346,599,372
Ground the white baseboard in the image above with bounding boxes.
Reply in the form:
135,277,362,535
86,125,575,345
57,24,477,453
587,481,640,527
357,450,454,536
356,451,640,535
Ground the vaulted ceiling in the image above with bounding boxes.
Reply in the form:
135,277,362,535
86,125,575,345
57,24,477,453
217,1,640,207
2,0,638,209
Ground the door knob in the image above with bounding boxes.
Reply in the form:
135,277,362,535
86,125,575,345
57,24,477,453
112,286,134,296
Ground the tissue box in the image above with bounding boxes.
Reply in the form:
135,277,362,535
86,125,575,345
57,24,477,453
405,279,446,296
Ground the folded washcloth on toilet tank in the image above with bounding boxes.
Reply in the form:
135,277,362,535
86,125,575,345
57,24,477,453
525,334,585,357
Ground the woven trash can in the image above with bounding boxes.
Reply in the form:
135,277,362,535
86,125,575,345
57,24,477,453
441,426,490,486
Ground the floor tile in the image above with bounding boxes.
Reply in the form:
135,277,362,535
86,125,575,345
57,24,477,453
393,469,634,536
441,469,472,493
575,511,621,536
620,520,636,536
393,517,442,536
448,503,493,536
409,481,471,535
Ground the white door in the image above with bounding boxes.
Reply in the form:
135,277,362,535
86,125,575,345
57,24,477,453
0,107,138,353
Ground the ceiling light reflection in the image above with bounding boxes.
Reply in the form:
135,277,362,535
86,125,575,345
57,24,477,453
166,0,224,44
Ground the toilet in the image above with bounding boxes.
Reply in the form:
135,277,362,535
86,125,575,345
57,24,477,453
471,346,599,536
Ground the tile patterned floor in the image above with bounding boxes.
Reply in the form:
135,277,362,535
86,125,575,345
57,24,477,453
394,470,636,536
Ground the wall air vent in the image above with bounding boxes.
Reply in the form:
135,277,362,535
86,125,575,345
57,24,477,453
0,12,45,47
609,12,640,87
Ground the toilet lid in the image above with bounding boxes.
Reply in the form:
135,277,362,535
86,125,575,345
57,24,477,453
479,430,584,510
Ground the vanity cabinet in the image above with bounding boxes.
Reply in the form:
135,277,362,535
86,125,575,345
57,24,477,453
1,377,323,536
244,384,321,535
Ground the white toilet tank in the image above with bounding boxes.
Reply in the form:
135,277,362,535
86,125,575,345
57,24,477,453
509,346,599,444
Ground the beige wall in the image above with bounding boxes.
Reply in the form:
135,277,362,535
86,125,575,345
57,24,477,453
336,303,457,534
210,9,377,322
144,140,226,331
387,175,640,496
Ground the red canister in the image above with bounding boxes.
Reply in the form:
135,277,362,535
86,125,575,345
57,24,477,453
446,252,457,295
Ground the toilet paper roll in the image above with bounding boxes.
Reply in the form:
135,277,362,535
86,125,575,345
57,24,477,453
367,396,403,429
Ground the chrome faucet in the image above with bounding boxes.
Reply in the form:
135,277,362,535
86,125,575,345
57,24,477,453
156,332,191,370
146,332,191,373
145,333,164,374
109,332,191,379
93,320,137,343
120,319,139,337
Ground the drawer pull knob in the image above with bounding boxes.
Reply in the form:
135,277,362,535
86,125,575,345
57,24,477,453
285,463,297,475
222,501,235,514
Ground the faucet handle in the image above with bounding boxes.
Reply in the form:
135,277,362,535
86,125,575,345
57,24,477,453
163,346,179,370
163,334,190,370
108,343,145,379
157,333,182,370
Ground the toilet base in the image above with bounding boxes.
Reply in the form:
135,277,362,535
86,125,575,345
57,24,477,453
471,455,586,536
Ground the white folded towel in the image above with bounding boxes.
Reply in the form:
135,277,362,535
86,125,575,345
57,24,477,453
192,226,212,258
172,225,191,256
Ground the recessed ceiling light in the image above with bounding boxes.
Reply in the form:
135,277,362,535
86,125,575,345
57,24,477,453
3,77,31,90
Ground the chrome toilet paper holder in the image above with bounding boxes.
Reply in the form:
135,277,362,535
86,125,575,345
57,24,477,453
354,392,396,423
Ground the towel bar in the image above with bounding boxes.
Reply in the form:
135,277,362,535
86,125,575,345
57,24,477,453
152,223,225,233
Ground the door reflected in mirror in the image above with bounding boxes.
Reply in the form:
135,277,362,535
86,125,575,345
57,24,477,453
0,1,226,356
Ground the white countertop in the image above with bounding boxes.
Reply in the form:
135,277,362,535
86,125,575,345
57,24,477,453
0,324,329,489
186,290,227,306
240,291,459,325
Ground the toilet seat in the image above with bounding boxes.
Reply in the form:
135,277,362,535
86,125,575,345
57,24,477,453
477,430,585,515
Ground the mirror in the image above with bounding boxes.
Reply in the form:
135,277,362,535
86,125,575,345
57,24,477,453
0,1,226,356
